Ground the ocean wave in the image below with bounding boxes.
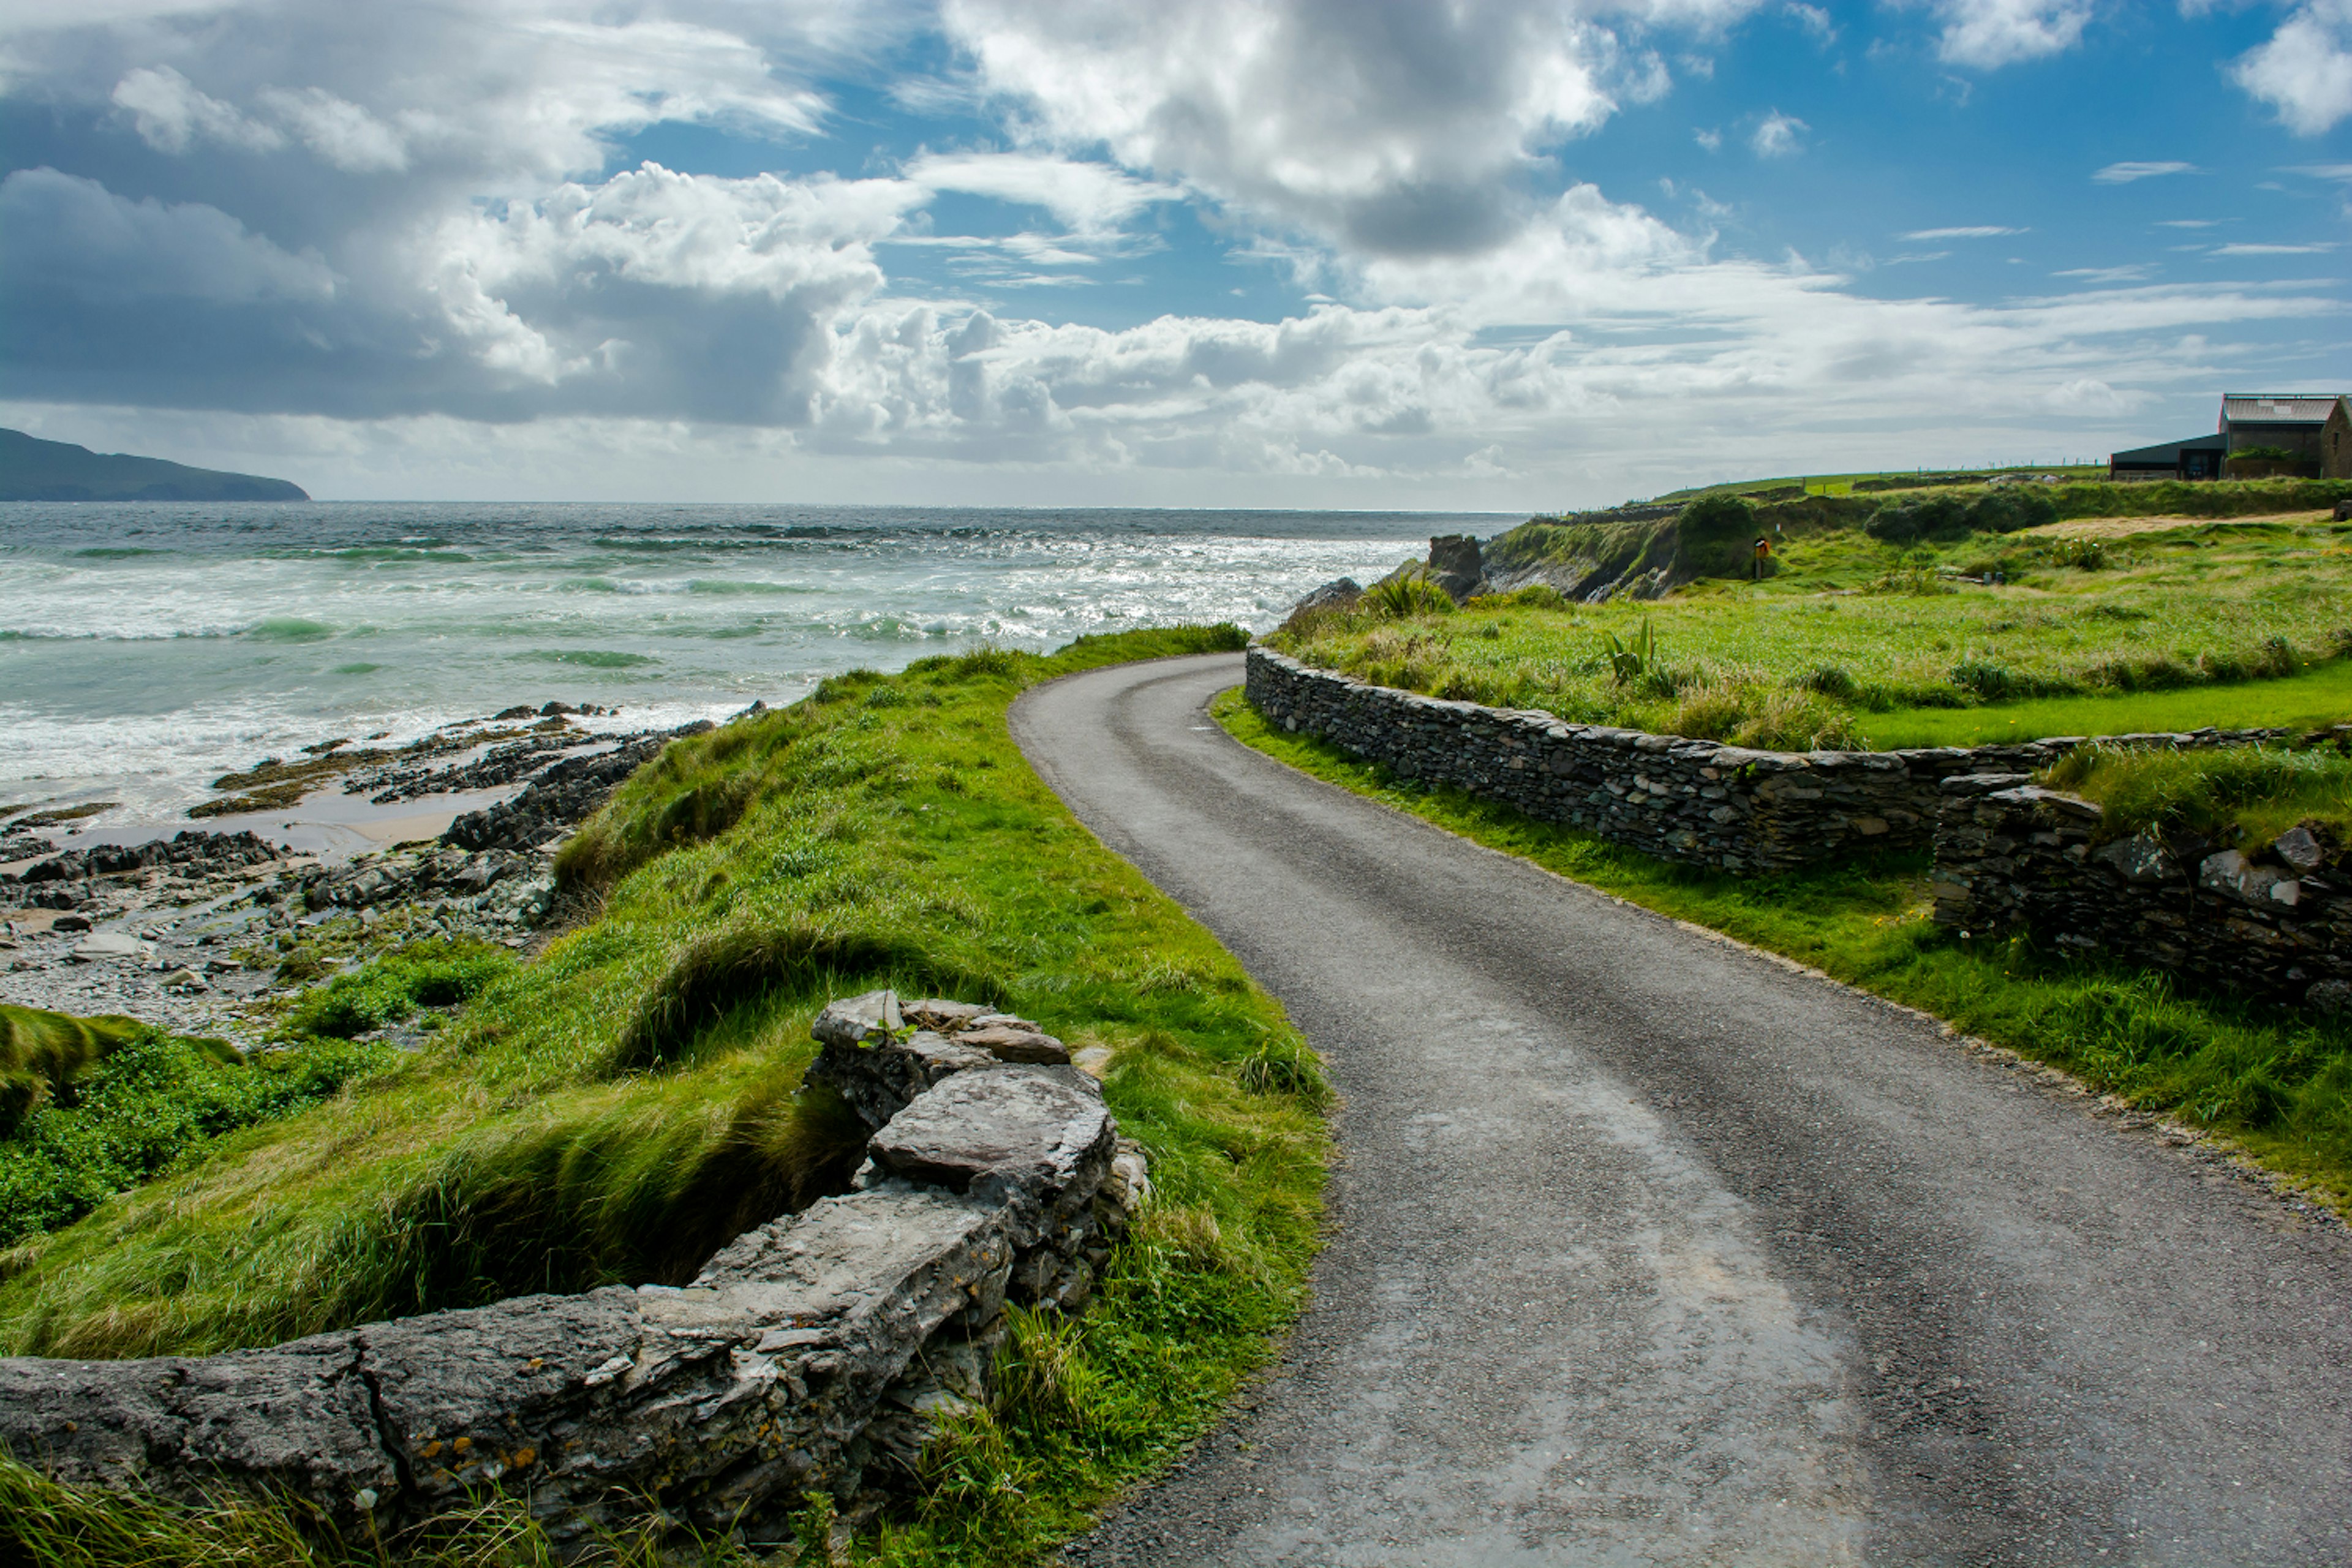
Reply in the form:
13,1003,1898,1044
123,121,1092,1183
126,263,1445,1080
685,579,818,597
516,649,660,669
244,617,337,643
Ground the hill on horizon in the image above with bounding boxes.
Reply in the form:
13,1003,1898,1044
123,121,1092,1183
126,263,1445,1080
0,428,308,502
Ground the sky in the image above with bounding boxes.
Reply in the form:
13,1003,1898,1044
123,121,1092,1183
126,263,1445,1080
1,0,2347,508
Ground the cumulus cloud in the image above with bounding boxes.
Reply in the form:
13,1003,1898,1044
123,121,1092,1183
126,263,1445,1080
1932,0,2093,68
2231,1,2352,135
0,167,334,301
938,0,1768,257
0,0,2340,500
1750,110,1806,156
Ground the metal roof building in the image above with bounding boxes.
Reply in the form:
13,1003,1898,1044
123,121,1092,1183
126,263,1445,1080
2218,394,2343,427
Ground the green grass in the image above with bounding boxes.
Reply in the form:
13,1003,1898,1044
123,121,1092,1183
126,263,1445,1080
0,1027,396,1250
2045,742,2352,851
1215,687,2352,1219
1275,511,2352,750
1858,659,2352,748
0,625,1329,1567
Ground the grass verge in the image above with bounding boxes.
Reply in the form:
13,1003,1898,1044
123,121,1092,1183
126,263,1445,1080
1215,687,2352,1216
1,626,1328,1567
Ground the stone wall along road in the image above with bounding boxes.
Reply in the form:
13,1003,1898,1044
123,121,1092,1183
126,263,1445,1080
1014,650,2352,1568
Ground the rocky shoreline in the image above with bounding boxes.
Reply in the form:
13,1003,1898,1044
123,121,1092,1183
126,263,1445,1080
0,707,718,1042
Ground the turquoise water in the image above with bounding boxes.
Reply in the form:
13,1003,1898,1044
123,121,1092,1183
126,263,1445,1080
1,502,1482,822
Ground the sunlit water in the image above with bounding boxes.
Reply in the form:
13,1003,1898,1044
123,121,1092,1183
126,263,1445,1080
1,502,1489,824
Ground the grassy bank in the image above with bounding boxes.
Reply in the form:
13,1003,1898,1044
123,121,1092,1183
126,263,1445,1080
1279,510,2352,750
1215,690,2352,1215
1,627,1329,1567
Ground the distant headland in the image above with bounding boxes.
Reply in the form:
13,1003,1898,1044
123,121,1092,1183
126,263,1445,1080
0,428,307,502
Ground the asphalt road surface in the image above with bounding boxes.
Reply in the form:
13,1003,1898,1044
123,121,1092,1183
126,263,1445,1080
1010,652,2352,1568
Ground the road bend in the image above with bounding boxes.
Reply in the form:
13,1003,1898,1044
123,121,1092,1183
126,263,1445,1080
1009,651,2352,1568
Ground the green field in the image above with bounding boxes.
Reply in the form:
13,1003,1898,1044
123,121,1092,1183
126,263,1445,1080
1276,503,2352,752
1857,660,2352,748
0,628,1328,1567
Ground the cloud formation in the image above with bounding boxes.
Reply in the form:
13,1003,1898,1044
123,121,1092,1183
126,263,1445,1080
1932,0,2093,68
0,0,2339,501
2232,0,2352,134
938,0,1762,257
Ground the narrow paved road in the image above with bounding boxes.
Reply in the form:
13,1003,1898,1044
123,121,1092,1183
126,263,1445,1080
1011,653,2352,1568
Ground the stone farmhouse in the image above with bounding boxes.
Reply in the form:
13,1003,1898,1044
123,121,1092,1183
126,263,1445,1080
2108,391,2351,480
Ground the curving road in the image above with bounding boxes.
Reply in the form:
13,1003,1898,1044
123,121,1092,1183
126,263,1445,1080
1011,653,2352,1568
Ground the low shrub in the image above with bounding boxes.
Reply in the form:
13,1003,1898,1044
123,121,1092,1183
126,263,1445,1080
0,1030,394,1246
282,940,516,1039
1800,665,1860,701
1673,492,1762,579
1865,488,2058,545
1366,572,1457,617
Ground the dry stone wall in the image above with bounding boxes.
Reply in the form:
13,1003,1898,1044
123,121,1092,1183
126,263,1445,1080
1246,648,2305,876
1931,782,2352,1010
0,992,1149,1545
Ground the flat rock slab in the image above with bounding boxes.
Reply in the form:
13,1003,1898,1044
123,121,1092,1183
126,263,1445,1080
812,989,901,1047
867,1066,1113,1245
69,931,152,961
956,1023,1071,1065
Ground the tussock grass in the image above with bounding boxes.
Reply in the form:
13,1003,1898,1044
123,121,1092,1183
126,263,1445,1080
0,1006,148,1133
1277,510,2352,748
1218,688,2352,1215
2,622,1324,1566
2046,742,2352,851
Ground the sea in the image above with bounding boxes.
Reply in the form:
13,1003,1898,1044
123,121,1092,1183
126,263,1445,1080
1,502,1493,841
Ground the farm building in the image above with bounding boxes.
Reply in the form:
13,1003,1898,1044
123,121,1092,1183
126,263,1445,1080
2108,432,2226,480
2109,392,2350,480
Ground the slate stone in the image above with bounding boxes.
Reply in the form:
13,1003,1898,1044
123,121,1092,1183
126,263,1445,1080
956,1023,1071,1065
902,998,989,1033
812,989,902,1049
866,1066,1114,1249
807,1030,993,1129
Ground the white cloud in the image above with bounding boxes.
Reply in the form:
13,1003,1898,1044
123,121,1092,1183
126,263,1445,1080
938,0,1770,258
2054,263,2156,282
2094,160,2197,183
1901,225,2024,238
0,167,334,301
2154,219,2218,228
2210,240,2337,254
1932,0,2093,69
1695,126,1724,151
2231,1,2352,135
904,151,1180,237
258,87,407,173
1750,110,1806,157
1784,3,1836,42
112,66,283,154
